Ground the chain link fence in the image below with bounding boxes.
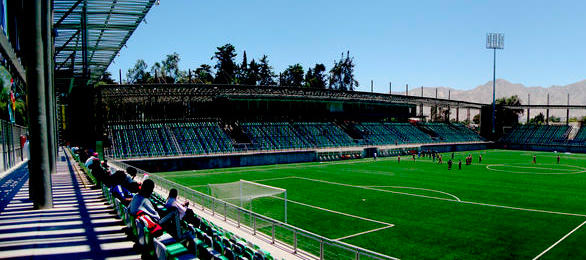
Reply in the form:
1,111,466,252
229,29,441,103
0,119,28,173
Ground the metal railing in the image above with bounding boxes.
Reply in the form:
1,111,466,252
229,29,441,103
0,119,27,173
107,158,398,260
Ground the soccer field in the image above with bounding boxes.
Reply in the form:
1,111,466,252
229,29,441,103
154,149,586,259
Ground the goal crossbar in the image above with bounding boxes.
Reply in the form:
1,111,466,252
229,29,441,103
208,179,288,223
239,179,287,192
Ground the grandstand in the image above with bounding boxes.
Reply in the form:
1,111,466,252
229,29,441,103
106,120,485,159
419,122,486,142
573,127,586,144
4,1,586,259
240,122,312,150
293,122,356,147
500,125,572,145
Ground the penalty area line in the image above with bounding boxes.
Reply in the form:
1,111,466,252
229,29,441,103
334,225,394,241
269,196,393,226
532,220,586,260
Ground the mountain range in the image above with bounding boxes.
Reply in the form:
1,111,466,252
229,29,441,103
395,79,586,121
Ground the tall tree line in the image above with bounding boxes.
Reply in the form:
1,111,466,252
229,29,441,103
123,43,359,91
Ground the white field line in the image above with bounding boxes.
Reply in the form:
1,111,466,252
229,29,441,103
293,176,460,203
188,176,296,189
492,165,577,171
459,201,586,217
485,164,586,175
251,176,298,182
156,159,378,177
334,225,394,241
366,186,461,202
532,220,586,260
269,196,393,227
292,176,586,218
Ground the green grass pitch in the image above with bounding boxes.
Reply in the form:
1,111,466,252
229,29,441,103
154,149,586,259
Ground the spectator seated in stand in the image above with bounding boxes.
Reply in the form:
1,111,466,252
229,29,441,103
88,157,108,188
130,179,182,239
125,166,139,186
85,152,99,168
164,188,201,228
165,188,187,220
101,160,111,175
110,170,137,206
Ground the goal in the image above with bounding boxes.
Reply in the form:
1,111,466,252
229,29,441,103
208,180,287,223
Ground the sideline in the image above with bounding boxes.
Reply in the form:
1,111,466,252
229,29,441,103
334,225,394,241
532,220,586,260
365,186,461,201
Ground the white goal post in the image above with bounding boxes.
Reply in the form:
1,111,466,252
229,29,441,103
208,179,288,223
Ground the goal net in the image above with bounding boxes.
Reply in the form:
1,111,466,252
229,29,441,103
208,180,288,223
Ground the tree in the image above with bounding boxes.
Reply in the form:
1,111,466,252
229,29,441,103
529,113,545,125
212,43,237,84
194,64,214,84
242,59,260,85
550,116,561,123
236,51,248,84
329,51,359,91
281,64,304,86
126,59,150,83
151,62,163,82
495,95,523,127
98,71,116,84
473,114,481,124
258,55,276,86
304,64,327,89
162,52,181,82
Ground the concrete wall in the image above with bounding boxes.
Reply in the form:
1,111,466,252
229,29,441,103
420,143,489,153
501,144,586,153
125,151,317,173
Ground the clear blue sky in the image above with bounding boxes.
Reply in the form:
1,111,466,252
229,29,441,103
108,0,586,92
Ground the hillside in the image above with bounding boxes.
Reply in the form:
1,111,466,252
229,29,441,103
398,79,586,121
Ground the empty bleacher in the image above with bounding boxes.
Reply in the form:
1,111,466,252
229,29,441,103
293,122,355,147
108,122,234,158
573,127,586,144
354,122,478,145
169,122,234,155
108,121,485,158
240,122,313,150
500,125,571,144
420,122,485,143
109,124,179,158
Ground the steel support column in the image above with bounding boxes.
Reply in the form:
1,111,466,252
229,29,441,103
44,0,56,175
546,93,550,125
26,0,52,209
527,94,530,123
566,94,570,125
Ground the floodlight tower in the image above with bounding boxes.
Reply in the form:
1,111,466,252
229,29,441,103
486,33,504,134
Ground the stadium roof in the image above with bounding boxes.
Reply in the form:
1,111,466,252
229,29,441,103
53,0,156,84
99,83,487,109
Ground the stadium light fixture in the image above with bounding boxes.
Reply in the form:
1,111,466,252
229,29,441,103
486,33,504,134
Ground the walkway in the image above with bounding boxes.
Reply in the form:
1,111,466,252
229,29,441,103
0,148,139,259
